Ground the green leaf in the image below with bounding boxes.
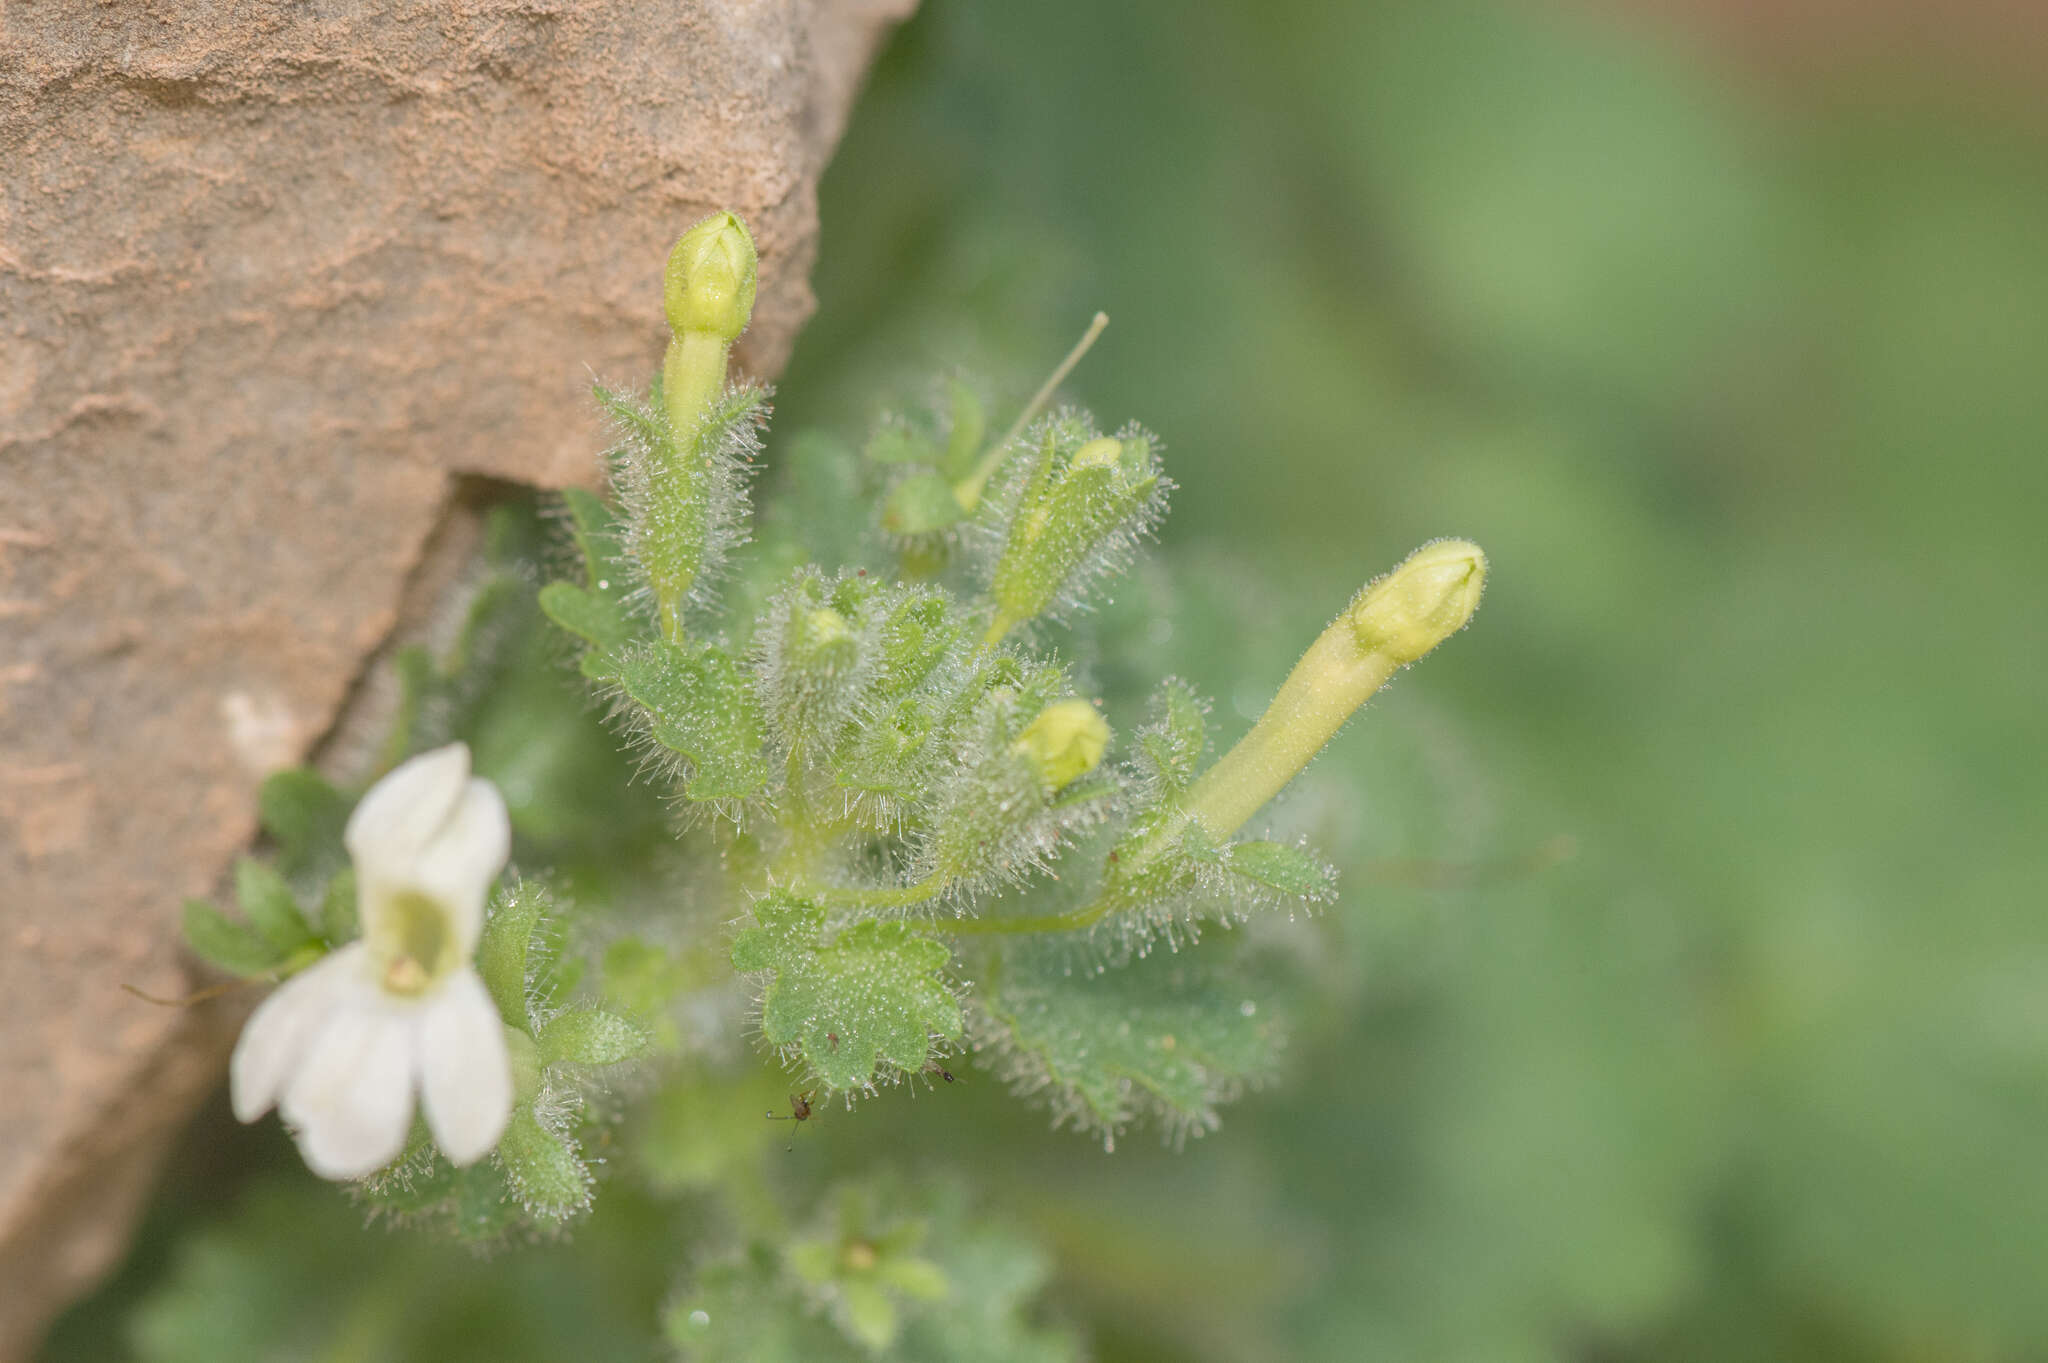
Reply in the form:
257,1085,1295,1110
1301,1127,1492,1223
1132,677,1208,797
232,858,314,955
537,581,636,678
613,640,769,801
181,900,283,977
977,940,1284,1146
317,867,357,945
476,882,552,1027
254,768,350,882
730,893,963,1092
1225,840,1338,901
495,1108,590,1224
559,486,623,588
538,1008,647,1067
541,487,639,670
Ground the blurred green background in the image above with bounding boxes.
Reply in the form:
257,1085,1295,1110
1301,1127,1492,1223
47,1,2048,1359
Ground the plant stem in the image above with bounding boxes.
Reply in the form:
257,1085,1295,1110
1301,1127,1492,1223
809,875,949,911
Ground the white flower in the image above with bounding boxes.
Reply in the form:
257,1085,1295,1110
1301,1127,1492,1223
230,743,515,1179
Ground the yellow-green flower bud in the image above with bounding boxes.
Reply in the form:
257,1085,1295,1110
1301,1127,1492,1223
663,211,758,343
1168,539,1487,846
1348,539,1487,665
1012,699,1110,790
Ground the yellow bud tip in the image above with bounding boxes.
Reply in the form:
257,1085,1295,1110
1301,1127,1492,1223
664,211,758,343
1348,538,1487,665
1012,698,1110,790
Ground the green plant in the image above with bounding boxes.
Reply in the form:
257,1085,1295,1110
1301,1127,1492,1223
177,210,1483,1356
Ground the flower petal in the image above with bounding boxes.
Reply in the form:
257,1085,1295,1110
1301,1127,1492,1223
279,999,417,1180
411,779,510,957
229,943,371,1124
344,743,472,886
417,967,512,1166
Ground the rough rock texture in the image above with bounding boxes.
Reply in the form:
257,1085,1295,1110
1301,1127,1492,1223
0,1,912,1353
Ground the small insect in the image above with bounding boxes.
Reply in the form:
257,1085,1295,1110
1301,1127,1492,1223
765,1091,815,1150
923,1059,957,1084
827,1033,839,1052
766,1091,814,1122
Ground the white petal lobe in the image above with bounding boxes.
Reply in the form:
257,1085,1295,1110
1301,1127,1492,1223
345,743,472,883
418,968,513,1166
411,779,511,956
280,1003,417,1180
229,944,370,1124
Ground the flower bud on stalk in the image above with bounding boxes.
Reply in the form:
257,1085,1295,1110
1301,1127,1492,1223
1177,539,1485,842
661,212,757,436
638,212,758,640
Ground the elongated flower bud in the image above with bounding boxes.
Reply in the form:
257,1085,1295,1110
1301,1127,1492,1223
1173,539,1486,843
661,212,758,445
663,212,758,344
1013,699,1110,789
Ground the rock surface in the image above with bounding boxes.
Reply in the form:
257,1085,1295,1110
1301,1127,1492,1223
0,1,912,1352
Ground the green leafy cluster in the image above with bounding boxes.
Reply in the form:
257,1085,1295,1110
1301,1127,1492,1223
181,773,354,980
165,202,1473,1357
537,337,1347,1147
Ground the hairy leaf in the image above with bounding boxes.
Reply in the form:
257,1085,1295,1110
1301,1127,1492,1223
1130,676,1208,798
539,488,641,676
729,893,963,1092
1225,839,1338,900
977,939,1284,1146
539,1007,647,1067
613,639,769,801
496,1108,591,1224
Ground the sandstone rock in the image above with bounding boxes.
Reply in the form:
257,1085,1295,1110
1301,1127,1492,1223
0,2,913,1352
